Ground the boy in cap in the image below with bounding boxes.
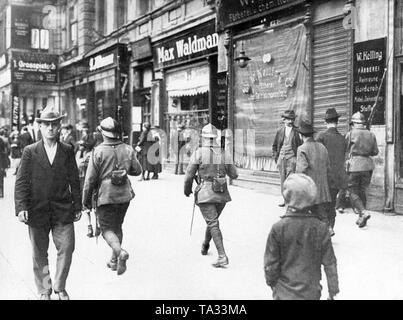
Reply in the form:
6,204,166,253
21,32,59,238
264,173,339,300
296,121,333,236
272,110,302,207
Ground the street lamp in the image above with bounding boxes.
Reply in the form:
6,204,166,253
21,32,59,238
234,41,251,68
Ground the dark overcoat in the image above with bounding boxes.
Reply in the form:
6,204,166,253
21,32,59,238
264,210,339,300
272,126,302,162
316,127,348,189
14,141,82,227
296,138,331,204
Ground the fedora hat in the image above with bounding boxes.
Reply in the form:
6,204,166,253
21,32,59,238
298,121,315,135
201,123,218,138
100,117,119,138
281,110,296,120
36,106,64,123
325,108,341,120
283,173,318,210
351,111,366,124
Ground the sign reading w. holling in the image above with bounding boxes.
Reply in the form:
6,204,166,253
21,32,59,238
353,37,386,125
11,51,58,83
216,0,304,30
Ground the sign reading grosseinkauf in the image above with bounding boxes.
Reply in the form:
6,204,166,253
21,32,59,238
216,0,304,30
153,22,218,69
11,51,58,83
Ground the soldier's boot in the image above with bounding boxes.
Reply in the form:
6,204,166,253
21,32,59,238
210,227,228,268
107,253,118,271
201,227,212,255
178,163,185,175
174,164,179,175
358,212,371,228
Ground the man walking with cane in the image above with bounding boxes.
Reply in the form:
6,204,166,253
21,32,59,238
184,123,238,268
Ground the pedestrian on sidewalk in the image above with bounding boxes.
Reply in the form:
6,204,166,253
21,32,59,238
175,123,186,175
264,173,339,300
272,110,302,207
316,108,348,235
82,117,142,276
14,106,82,301
0,136,7,197
184,123,238,268
135,122,152,180
9,125,22,175
295,121,333,236
345,112,379,228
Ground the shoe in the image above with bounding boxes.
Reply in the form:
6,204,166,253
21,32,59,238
56,290,69,300
107,259,118,271
212,255,229,268
151,174,159,180
358,214,371,228
278,203,285,207
94,225,101,237
117,250,129,275
336,208,344,214
40,294,51,300
87,225,94,238
328,226,335,237
356,216,363,225
201,242,210,256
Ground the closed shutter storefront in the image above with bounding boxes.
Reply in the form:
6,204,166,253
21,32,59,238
313,19,353,135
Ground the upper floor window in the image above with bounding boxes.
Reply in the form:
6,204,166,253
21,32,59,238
115,0,128,29
69,5,78,47
31,10,49,51
95,0,106,37
138,0,149,16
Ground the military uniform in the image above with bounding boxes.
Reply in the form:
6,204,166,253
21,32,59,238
184,124,238,268
345,112,379,228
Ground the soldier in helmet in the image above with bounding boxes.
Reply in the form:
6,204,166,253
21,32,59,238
345,112,379,228
184,123,238,268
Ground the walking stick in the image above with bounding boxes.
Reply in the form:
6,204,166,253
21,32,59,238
190,198,196,237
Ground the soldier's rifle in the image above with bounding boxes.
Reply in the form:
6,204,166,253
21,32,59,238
366,45,393,130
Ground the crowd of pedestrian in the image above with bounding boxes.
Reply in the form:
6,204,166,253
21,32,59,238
6,101,379,301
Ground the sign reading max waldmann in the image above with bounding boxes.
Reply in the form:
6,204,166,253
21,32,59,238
353,37,386,125
11,51,58,83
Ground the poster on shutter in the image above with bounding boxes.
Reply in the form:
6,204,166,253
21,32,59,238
353,37,386,125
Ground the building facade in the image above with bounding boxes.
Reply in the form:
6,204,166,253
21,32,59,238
1,0,402,214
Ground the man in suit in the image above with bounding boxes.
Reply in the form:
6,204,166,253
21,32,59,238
296,121,333,236
14,106,82,300
316,108,348,236
272,110,302,207
345,112,379,228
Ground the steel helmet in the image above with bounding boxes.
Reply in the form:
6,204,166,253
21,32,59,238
201,123,218,138
351,112,366,124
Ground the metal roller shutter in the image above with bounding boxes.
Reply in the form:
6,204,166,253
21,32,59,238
313,19,352,135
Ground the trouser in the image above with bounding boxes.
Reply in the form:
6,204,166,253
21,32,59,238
0,173,3,198
347,171,373,215
328,188,339,229
199,203,226,257
28,223,75,295
335,188,348,209
277,156,296,198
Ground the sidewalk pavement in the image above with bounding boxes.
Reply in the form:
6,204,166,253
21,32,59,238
1,171,403,300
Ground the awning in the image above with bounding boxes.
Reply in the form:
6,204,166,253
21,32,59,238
166,64,209,97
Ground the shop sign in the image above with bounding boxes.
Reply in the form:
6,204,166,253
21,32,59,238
0,53,7,70
153,23,218,69
89,52,115,72
353,37,386,125
11,5,32,50
11,51,58,83
131,37,152,61
217,0,304,30
60,62,89,82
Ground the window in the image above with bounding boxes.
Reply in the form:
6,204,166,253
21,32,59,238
96,0,106,36
0,17,4,53
69,5,78,47
30,11,49,51
115,0,127,29
138,0,149,16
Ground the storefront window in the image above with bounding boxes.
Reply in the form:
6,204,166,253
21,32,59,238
399,66,403,179
233,23,309,172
